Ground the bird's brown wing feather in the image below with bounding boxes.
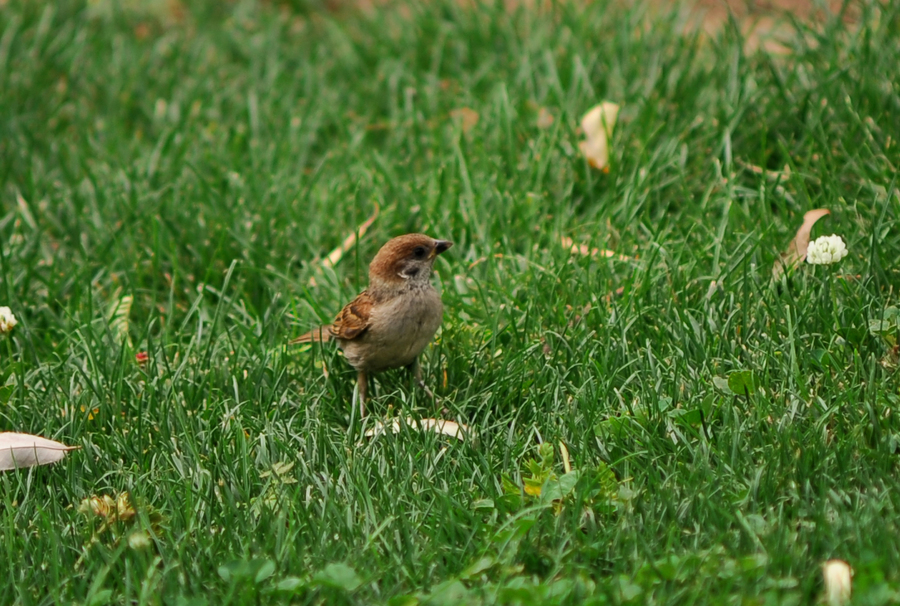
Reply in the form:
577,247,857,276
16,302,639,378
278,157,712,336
330,291,373,340
291,291,372,344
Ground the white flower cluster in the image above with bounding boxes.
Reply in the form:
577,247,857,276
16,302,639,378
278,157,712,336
0,306,16,334
806,235,848,265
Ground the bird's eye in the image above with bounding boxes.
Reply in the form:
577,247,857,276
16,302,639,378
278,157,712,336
413,246,427,258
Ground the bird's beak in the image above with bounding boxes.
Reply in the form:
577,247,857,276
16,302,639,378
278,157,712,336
430,240,453,259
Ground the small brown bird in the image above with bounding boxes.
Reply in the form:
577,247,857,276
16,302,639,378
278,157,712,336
294,233,453,417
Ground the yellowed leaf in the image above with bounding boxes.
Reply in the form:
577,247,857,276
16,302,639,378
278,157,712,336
773,208,830,279
559,441,571,474
579,102,619,171
523,482,543,497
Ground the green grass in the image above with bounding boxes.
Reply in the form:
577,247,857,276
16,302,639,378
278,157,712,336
2,0,900,603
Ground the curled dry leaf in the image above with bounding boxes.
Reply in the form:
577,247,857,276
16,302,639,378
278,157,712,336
578,102,619,171
773,208,830,279
364,417,472,441
0,432,79,471
449,107,479,134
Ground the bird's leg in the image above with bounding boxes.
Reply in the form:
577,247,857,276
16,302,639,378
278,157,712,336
357,370,368,417
408,358,435,399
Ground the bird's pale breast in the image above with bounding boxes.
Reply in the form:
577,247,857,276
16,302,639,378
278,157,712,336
338,284,443,372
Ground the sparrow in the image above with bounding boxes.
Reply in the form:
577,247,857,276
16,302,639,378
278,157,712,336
294,233,453,417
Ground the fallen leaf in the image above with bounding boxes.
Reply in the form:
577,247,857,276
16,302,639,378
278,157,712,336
450,107,479,134
323,205,380,269
0,433,79,471
308,205,380,287
822,559,852,606
364,417,472,441
536,107,554,129
578,101,619,171
773,208,830,279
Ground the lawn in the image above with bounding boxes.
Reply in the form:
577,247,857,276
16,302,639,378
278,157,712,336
1,0,899,604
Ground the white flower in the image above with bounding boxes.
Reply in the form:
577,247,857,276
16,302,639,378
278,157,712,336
0,307,17,334
806,234,848,265
822,560,852,606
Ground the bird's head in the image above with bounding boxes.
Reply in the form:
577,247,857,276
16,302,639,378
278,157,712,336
369,233,453,288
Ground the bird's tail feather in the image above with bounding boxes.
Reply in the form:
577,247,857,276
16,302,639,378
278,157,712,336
291,326,333,344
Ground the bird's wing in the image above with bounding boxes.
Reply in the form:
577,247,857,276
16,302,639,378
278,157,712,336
291,291,373,344
329,290,373,340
